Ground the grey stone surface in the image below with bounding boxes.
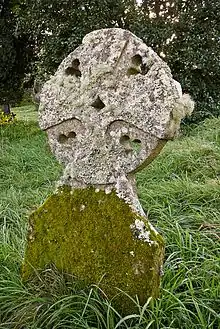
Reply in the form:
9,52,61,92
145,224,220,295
39,28,194,212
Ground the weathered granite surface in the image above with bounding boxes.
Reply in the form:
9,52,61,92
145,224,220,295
39,28,194,196
23,28,194,310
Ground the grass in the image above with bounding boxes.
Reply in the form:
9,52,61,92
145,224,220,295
0,106,219,328
13,105,38,122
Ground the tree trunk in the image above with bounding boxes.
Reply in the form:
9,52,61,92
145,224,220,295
2,104,11,114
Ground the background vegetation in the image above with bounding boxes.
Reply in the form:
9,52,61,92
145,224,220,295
1,0,219,122
0,108,219,328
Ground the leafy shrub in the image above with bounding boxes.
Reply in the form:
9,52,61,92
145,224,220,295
133,1,220,123
0,111,17,125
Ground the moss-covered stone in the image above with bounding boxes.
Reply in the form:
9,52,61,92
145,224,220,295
22,186,164,310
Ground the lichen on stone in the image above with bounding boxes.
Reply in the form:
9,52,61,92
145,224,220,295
22,187,164,308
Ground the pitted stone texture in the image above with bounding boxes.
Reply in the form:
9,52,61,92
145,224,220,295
39,28,194,187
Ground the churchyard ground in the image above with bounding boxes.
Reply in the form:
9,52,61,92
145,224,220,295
0,106,219,328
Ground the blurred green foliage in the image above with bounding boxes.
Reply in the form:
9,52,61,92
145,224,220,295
2,1,220,122
0,0,32,107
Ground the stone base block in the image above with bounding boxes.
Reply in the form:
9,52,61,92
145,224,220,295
22,186,164,310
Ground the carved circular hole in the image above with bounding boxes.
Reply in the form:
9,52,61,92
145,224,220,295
120,135,132,154
132,54,142,66
58,131,76,143
120,135,130,145
120,135,142,154
65,58,81,77
91,96,105,110
132,139,141,144
68,131,76,138
58,134,68,143
127,54,149,76
72,58,80,66
127,55,143,76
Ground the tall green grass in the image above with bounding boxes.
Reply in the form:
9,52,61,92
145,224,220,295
13,105,38,122
0,112,219,328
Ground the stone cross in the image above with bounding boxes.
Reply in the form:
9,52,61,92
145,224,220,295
23,28,194,311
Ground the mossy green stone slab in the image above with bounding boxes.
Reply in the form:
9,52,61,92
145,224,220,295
22,186,164,305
